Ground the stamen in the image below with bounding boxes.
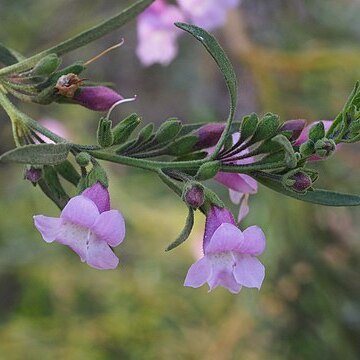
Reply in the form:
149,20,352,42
84,39,125,66
106,95,137,119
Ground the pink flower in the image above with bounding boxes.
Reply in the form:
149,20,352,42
136,0,185,66
72,86,124,112
184,206,266,293
33,182,125,270
177,0,240,31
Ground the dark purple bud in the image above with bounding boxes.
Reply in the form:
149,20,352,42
194,123,225,150
290,172,312,193
73,86,123,111
280,119,307,142
24,167,42,184
184,184,205,209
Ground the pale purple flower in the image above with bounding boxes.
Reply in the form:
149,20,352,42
34,182,125,270
37,118,71,144
73,86,123,111
177,0,240,31
136,0,185,66
184,206,266,293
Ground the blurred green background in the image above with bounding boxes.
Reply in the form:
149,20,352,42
0,1,360,359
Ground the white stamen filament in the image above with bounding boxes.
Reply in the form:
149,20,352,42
106,95,137,119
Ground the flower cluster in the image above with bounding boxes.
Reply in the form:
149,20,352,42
137,0,241,66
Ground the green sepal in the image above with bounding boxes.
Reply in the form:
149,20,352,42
31,54,61,76
240,113,259,141
176,151,207,161
250,113,280,144
154,118,182,143
97,117,114,148
299,141,315,157
0,143,70,165
86,164,108,188
253,171,360,206
272,134,298,168
308,122,325,141
136,123,154,143
166,135,198,156
195,161,221,180
165,206,194,251
112,113,141,145
54,160,81,186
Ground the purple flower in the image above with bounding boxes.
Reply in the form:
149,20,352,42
279,119,307,142
33,182,125,270
194,122,225,150
136,0,185,66
184,206,266,293
177,0,240,31
73,86,123,112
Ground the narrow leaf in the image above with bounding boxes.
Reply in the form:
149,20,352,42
166,207,194,251
176,23,237,158
0,143,70,165
253,171,360,206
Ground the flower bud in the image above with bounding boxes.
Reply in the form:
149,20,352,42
283,170,312,193
97,117,114,148
183,184,205,209
76,152,91,167
32,54,61,76
194,123,225,150
73,86,123,111
279,119,306,142
24,166,42,185
314,138,336,158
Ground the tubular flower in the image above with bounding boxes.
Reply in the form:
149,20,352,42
33,182,125,270
184,206,266,293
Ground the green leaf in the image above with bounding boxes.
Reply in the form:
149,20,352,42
166,207,194,251
250,113,280,144
240,113,259,142
55,160,81,186
0,143,70,165
0,0,155,76
176,23,237,158
253,171,360,206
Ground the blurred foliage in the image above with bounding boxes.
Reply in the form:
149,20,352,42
0,0,360,359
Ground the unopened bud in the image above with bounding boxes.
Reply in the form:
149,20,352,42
280,119,306,142
97,117,114,148
283,170,312,193
24,166,42,185
76,152,91,167
183,184,205,209
194,123,225,150
314,138,336,158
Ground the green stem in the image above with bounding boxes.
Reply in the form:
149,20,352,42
89,149,206,171
220,160,287,173
0,0,154,77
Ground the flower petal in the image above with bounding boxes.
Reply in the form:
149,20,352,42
91,210,125,247
240,225,266,255
86,236,119,270
56,222,89,262
233,254,265,289
82,182,110,213
237,193,250,222
184,257,211,288
215,172,257,194
207,253,242,293
33,215,62,243
205,223,244,254
229,189,243,205
61,195,99,228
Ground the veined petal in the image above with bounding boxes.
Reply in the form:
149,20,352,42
33,215,62,243
61,195,99,228
91,210,125,247
82,182,110,213
207,253,241,293
184,257,211,288
56,222,89,262
241,226,266,255
233,255,265,289
86,235,119,270
205,223,244,254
